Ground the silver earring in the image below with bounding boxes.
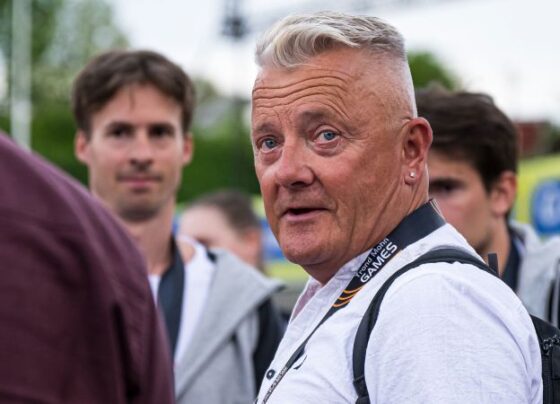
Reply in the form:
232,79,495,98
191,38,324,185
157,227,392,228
409,172,416,178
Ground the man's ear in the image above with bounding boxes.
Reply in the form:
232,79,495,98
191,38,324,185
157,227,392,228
75,130,90,164
489,171,517,217
182,132,194,166
402,117,432,184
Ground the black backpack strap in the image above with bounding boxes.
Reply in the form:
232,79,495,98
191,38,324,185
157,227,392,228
487,252,499,273
352,247,495,404
531,315,560,404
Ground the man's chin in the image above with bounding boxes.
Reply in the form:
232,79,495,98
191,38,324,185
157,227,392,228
281,241,324,267
117,204,160,223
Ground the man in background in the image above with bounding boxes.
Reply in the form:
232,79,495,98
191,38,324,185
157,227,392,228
0,132,173,403
72,50,283,404
179,189,265,271
418,86,560,325
179,188,296,319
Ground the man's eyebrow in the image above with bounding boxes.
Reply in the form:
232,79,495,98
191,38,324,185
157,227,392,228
106,121,133,129
148,122,175,129
252,122,277,134
298,110,330,123
298,104,352,124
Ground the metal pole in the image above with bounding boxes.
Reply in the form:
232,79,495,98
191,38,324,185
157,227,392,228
10,0,32,150
222,0,247,187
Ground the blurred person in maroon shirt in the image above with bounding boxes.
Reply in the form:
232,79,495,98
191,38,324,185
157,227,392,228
0,132,174,403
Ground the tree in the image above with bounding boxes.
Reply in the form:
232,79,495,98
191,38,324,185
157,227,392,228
0,0,63,84
180,81,259,201
408,50,459,90
33,0,128,103
0,0,128,182
1,0,127,104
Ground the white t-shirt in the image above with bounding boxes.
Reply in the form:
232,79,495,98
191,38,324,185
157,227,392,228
148,238,215,368
256,224,542,404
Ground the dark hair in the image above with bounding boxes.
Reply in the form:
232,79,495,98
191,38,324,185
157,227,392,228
71,50,195,136
416,86,519,192
187,189,261,234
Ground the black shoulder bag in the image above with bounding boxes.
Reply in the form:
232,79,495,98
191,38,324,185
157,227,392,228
352,247,560,404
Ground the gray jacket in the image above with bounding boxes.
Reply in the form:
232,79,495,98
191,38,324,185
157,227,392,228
512,221,560,326
175,249,282,404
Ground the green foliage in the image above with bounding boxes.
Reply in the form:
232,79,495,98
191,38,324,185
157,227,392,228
31,102,87,183
0,1,11,61
541,123,560,154
0,0,127,186
0,110,7,133
0,0,63,63
180,131,258,202
180,99,259,202
0,103,86,181
408,51,459,90
1,0,129,102
33,0,128,103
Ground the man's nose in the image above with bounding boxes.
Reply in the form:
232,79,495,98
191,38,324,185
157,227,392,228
129,133,154,166
274,142,314,189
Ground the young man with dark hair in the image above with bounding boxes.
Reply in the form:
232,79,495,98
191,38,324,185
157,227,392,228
72,50,283,404
419,86,560,325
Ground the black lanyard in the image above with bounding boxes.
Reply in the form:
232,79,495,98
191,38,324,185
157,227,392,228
158,238,185,357
259,200,445,403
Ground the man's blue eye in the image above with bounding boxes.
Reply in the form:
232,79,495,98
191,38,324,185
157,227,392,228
321,131,337,141
263,138,278,149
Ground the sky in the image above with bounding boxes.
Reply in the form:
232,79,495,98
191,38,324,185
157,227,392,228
111,0,560,124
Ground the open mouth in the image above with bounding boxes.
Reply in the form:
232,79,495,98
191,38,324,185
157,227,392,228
283,207,327,221
287,207,316,215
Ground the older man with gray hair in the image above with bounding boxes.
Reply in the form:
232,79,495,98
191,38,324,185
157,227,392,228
251,11,542,403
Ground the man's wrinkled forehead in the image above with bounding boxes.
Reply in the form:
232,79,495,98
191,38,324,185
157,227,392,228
252,67,353,108
252,52,412,126
253,49,410,103
253,48,368,90
251,67,359,133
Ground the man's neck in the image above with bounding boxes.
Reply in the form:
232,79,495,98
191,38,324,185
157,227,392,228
120,206,175,277
306,195,430,285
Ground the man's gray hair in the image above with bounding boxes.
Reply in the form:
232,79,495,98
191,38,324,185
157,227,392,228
255,11,406,69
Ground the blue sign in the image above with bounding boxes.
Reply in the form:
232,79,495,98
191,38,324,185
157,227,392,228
531,179,560,235
260,218,285,261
